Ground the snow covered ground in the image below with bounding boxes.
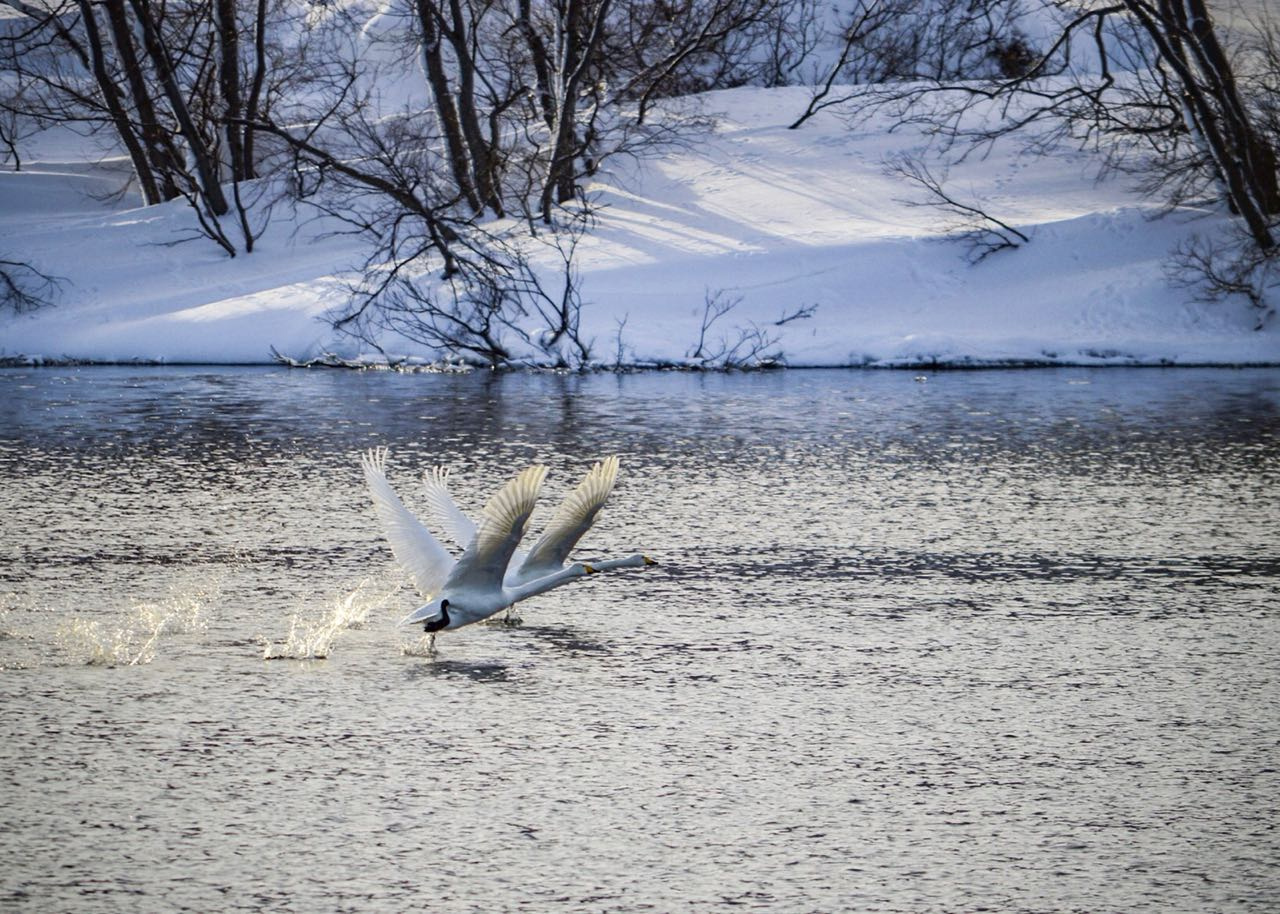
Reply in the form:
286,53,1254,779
2,85,1277,367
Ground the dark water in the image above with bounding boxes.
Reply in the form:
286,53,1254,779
1,366,1278,913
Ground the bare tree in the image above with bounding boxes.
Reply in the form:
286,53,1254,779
1168,230,1277,328
236,0,806,362
0,258,61,313
835,1,1278,252
240,93,598,366
886,152,1029,262
1,0,292,253
791,0,1035,128
793,0,1280,316
685,289,816,368
2,0,168,204
0,81,39,170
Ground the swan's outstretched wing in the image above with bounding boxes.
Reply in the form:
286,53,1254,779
361,448,455,598
444,464,547,593
518,456,619,579
422,466,477,550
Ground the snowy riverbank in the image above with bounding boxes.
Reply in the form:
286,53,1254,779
3,86,1278,368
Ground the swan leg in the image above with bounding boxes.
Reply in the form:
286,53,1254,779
402,632,438,657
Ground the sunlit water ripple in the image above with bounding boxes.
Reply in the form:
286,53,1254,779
1,366,1277,912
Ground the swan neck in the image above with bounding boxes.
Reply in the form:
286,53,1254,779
590,554,645,571
424,604,450,632
509,566,583,602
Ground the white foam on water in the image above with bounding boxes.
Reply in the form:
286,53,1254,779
261,578,398,661
56,617,161,667
400,633,438,657
54,572,223,667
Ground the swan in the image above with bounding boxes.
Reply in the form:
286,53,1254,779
421,455,656,585
359,450,648,632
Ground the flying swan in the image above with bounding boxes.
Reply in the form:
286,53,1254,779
421,455,655,585
360,449,651,632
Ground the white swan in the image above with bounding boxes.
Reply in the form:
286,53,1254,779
422,455,655,585
359,450,648,632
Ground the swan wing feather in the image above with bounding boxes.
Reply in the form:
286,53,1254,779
360,448,455,598
519,456,619,577
445,464,548,592
422,465,478,550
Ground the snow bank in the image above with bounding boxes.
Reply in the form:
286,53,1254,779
2,87,1277,367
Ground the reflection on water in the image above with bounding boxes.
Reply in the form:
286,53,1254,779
1,366,1279,913
414,659,518,683
498,620,616,655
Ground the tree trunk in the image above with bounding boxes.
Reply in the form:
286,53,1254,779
414,0,483,214
1177,0,1280,215
73,0,164,205
518,0,556,129
127,0,230,215
214,0,247,182
443,0,502,215
1125,0,1275,250
101,0,180,201
540,0,611,222
242,0,268,179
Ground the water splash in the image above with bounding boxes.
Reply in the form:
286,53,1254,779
261,578,397,660
55,574,221,667
484,607,523,627
400,633,439,657
57,617,161,667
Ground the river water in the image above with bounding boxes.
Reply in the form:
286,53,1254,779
1,366,1278,913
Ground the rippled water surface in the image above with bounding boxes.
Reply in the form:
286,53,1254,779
2,366,1278,913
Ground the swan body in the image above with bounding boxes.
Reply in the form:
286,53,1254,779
403,562,596,630
360,450,646,632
